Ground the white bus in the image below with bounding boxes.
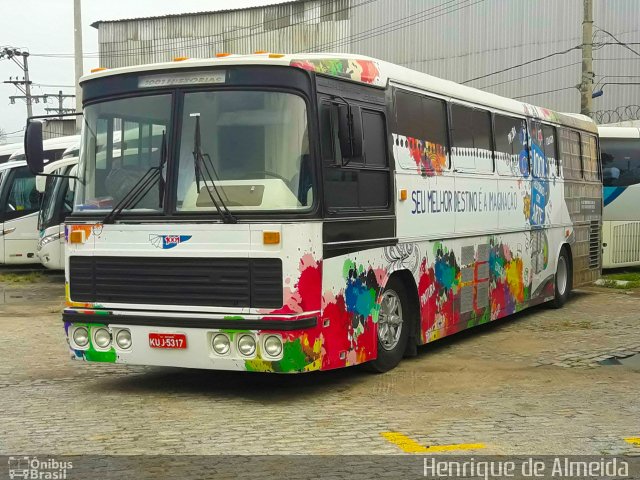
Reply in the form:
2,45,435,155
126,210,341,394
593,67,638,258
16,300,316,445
0,136,79,265
0,143,21,164
36,158,78,270
25,53,602,372
599,125,640,268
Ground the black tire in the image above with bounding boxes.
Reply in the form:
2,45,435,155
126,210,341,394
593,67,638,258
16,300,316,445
367,277,411,373
550,247,572,309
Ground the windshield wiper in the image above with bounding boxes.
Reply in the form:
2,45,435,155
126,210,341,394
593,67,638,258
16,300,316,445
191,114,237,224
103,130,167,224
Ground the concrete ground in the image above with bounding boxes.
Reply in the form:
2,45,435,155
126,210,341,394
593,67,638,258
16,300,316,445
1,272,639,457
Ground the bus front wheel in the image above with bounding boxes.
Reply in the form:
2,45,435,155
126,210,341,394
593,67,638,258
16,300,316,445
551,247,572,309
367,277,410,373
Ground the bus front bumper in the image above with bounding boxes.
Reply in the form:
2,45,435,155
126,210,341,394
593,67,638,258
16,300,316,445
62,310,323,373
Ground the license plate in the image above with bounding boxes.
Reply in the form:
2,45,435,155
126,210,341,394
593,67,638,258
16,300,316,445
149,333,187,349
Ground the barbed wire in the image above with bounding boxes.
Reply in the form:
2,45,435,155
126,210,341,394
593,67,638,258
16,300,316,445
591,105,640,124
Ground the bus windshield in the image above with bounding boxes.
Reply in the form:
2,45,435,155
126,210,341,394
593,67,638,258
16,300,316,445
177,90,312,212
601,137,640,187
74,90,313,216
39,167,74,231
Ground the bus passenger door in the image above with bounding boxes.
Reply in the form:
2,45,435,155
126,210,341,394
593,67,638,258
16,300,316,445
0,166,41,264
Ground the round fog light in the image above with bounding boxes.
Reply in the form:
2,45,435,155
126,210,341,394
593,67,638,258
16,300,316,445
237,335,256,357
264,335,283,357
211,334,230,355
115,329,132,349
72,326,89,348
93,328,112,349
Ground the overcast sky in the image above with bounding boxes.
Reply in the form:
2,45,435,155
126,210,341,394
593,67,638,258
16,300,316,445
0,0,281,144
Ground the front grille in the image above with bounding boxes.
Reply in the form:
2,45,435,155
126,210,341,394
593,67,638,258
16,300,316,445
69,256,282,308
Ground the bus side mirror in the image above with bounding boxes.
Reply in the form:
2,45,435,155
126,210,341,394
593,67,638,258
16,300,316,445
337,104,363,162
25,120,45,174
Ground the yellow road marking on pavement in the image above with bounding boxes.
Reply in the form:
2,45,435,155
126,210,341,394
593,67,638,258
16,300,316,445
380,432,485,453
625,437,640,447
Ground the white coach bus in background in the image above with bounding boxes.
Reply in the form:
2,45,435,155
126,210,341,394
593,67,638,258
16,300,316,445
599,124,640,268
36,157,78,270
0,136,79,265
0,143,22,164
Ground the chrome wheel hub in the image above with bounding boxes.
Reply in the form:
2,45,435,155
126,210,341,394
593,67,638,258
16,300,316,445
557,256,568,296
378,289,403,351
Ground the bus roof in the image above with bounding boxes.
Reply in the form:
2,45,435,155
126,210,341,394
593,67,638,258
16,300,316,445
598,125,640,139
81,53,597,134
36,156,79,193
8,134,80,161
0,142,22,157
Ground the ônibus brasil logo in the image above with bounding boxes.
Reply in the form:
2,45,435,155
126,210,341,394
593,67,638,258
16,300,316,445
149,234,193,250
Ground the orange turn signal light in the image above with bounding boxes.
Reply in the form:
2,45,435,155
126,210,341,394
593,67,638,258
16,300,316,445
269,53,285,58
215,52,231,58
254,50,268,54
173,56,189,62
399,189,408,201
69,230,86,244
263,231,281,245
90,67,107,73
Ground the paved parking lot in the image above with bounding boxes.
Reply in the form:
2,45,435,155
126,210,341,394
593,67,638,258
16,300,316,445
1,272,639,456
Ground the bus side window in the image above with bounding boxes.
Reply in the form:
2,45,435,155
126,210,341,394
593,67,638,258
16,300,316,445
581,133,599,181
4,167,39,221
529,120,550,179
320,102,342,165
559,128,582,180
541,124,558,177
494,114,528,176
450,104,493,173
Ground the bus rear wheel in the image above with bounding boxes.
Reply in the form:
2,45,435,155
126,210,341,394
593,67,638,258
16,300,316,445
551,247,572,309
367,277,410,373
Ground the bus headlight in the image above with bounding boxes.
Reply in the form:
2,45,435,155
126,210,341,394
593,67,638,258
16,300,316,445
93,328,112,349
263,335,283,357
211,334,230,355
115,329,132,350
237,335,256,357
72,326,89,348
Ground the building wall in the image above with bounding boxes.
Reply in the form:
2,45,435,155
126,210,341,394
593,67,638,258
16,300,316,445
42,119,77,140
94,0,640,120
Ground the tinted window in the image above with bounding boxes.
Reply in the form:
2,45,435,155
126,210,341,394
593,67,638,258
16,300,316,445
529,120,549,179
451,104,493,172
494,114,528,176
394,90,447,149
4,167,39,220
601,138,640,186
559,129,582,180
581,134,600,181
362,110,387,168
542,124,558,176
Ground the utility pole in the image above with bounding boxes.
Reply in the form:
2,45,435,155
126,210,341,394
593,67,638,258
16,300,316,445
74,0,84,131
580,0,594,116
44,90,77,116
0,48,34,118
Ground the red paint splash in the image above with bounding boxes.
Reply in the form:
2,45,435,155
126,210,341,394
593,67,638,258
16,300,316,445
356,60,380,84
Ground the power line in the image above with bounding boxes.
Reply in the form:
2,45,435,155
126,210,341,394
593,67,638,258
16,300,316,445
298,0,484,53
461,45,581,85
594,26,640,58
513,86,577,100
476,61,581,90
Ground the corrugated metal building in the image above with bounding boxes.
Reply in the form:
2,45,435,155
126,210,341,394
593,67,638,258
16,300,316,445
92,0,640,121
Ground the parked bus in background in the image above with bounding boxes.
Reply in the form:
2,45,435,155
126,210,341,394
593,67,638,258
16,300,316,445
9,135,79,163
0,143,21,163
25,53,602,373
0,136,79,265
599,125,640,269
36,158,78,270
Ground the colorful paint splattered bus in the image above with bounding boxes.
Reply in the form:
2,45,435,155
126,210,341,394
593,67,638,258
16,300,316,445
599,125,640,268
24,53,602,373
